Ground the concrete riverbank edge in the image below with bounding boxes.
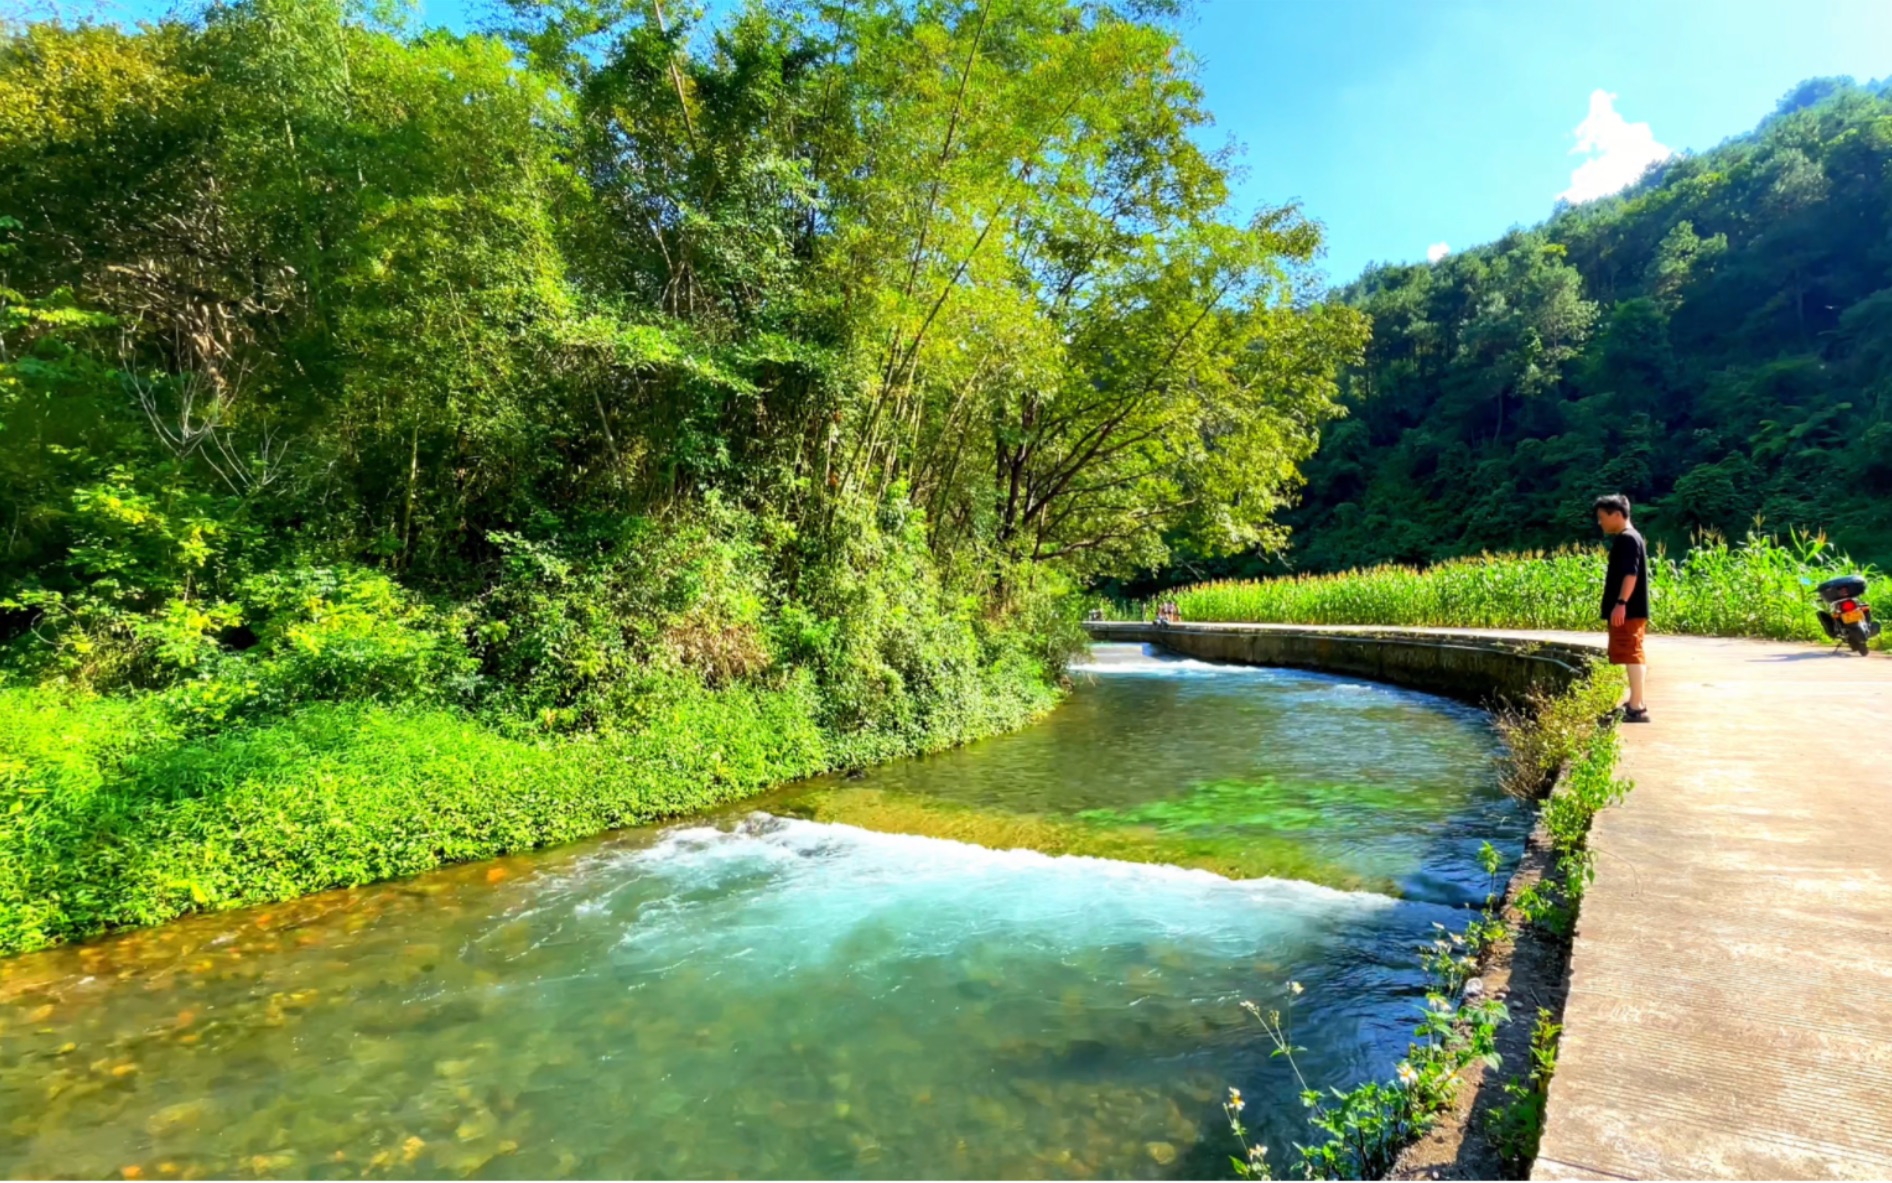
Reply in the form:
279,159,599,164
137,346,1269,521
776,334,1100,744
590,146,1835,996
1390,753,1584,1180
1081,621,1603,703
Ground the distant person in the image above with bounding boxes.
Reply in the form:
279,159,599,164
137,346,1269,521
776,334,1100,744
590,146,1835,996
1594,494,1649,723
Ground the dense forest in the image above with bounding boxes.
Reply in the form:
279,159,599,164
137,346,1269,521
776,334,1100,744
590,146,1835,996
1292,76,1892,572
1133,76,1892,590
0,0,1362,708
0,0,1368,949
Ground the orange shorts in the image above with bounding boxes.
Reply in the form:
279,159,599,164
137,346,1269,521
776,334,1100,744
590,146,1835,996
1608,618,1647,665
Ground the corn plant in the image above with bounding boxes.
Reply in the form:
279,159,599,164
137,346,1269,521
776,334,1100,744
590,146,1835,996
1110,531,1880,646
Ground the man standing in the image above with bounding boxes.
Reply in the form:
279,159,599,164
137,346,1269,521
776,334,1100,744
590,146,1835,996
1594,494,1649,722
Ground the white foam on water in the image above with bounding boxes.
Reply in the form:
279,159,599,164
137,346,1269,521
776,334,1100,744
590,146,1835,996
519,813,1398,978
647,813,1394,905
1069,641,1247,676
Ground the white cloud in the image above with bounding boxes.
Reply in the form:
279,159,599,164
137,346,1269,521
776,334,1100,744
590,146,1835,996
1558,90,1672,205
1426,242,1450,263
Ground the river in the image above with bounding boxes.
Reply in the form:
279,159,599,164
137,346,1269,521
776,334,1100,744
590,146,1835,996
0,644,1520,1179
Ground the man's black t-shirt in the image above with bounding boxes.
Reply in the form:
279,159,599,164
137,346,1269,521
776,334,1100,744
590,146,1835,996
1601,527,1650,621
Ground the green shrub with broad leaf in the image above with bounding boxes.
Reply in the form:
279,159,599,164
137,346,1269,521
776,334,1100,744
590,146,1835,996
0,487,1065,956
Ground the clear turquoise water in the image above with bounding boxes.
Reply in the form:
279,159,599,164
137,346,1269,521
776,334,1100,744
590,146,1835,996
0,645,1518,1179
762,644,1515,902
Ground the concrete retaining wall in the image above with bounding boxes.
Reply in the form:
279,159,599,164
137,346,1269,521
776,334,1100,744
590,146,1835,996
1084,621,1603,704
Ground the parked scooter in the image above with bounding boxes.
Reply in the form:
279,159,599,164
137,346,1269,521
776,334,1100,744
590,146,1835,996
1814,574,1881,656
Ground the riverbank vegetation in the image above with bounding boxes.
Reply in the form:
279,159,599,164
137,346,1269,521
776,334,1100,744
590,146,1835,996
1109,531,1883,647
0,0,1366,955
1473,680,1629,1175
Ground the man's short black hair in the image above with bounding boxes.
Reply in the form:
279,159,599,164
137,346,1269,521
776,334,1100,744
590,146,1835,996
1593,493,1631,517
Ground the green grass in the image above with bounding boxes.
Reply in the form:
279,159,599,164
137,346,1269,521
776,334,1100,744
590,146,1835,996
1112,532,1881,644
0,665,1059,957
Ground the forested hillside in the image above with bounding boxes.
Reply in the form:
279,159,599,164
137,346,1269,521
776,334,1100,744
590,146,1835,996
0,0,1364,950
1279,77,1892,573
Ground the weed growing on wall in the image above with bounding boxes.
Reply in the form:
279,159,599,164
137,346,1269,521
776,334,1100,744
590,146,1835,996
1227,970,1510,1178
1487,1009,1562,1172
1225,843,1517,1180
1495,665,1623,797
1514,728,1630,937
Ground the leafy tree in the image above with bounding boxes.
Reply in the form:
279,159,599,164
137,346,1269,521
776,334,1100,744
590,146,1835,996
1,0,1360,691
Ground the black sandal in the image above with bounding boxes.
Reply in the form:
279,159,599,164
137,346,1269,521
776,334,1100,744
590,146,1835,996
1623,706,1650,723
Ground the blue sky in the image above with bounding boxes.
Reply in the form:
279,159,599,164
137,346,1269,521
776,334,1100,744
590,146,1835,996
1186,0,1892,282
81,0,1892,284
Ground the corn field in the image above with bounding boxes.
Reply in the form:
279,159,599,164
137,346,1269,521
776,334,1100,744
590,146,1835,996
1107,532,1882,644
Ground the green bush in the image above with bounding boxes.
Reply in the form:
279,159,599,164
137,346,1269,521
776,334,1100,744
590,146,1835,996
236,565,477,708
773,493,1068,765
0,688,181,952
0,673,842,953
474,508,777,731
1,468,255,690
72,564,483,731
0,496,1066,955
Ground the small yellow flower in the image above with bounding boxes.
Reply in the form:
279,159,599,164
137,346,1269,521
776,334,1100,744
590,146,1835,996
1227,1087,1244,1111
1396,1061,1419,1086
1288,981,1304,996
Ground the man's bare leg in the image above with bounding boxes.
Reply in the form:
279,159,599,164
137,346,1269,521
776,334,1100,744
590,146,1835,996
1625,663,1646,712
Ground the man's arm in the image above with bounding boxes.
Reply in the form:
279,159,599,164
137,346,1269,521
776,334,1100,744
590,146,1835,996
1611,572,1638,627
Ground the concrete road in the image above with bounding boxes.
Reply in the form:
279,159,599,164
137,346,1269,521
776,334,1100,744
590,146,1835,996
1532,635,1892,1180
